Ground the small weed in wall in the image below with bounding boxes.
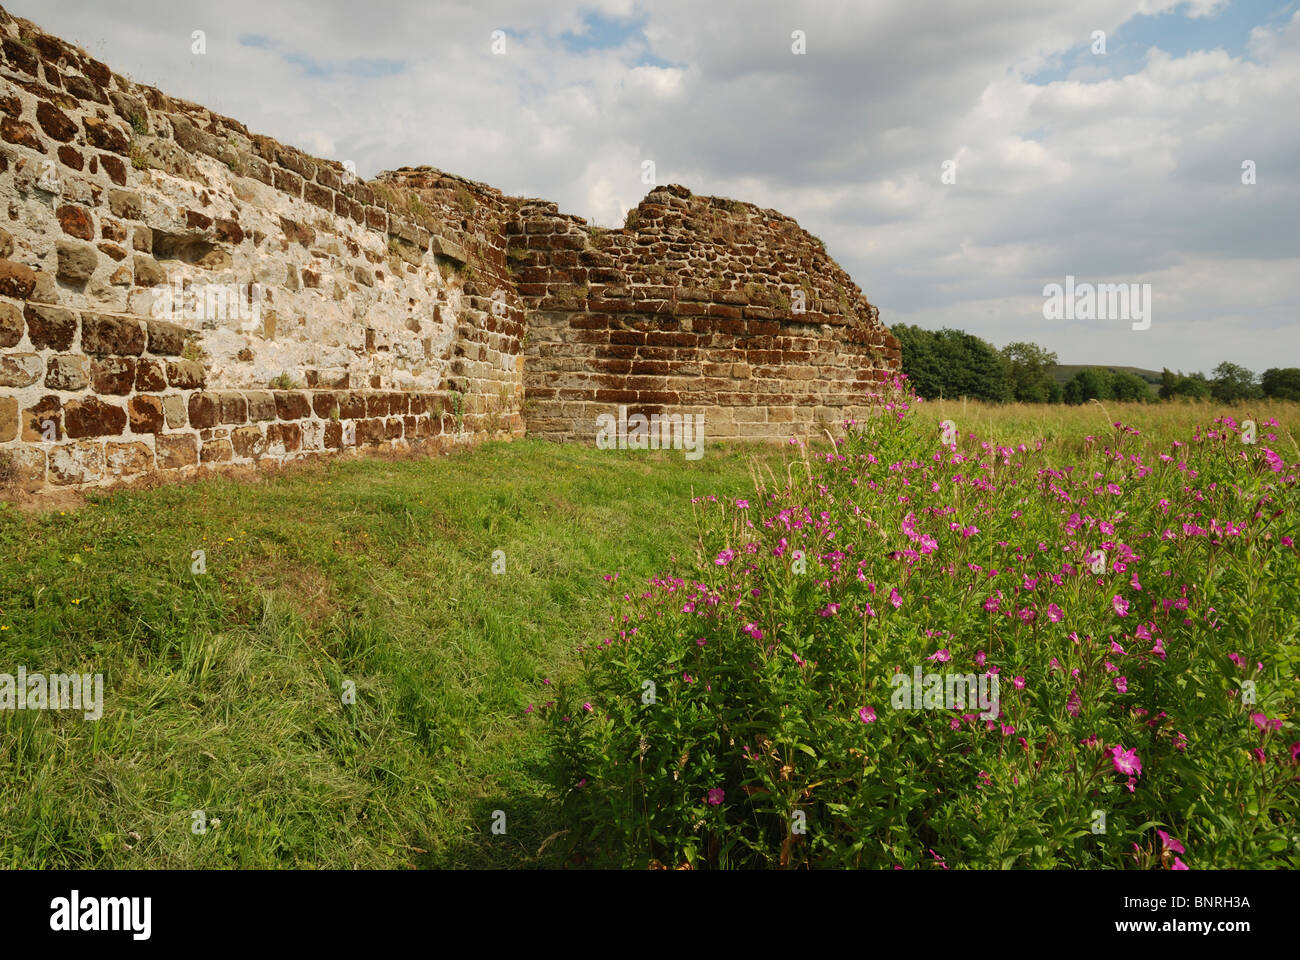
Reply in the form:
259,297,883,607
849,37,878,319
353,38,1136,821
452,391,466,433
270,371,299,390
453,186,476,214
0,450,17,487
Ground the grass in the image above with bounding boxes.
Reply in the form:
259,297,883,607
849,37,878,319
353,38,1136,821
1,399,1295,868
0,440,776,868
924,397,1300,455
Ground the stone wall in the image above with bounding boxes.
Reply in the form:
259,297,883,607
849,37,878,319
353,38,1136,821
511,186,900,443
0,6,522,493
0,5,899,495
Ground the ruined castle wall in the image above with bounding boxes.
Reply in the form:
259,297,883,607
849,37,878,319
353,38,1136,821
376,167,526,430
0,7,522,493
511,185,900,444
0,5,900,497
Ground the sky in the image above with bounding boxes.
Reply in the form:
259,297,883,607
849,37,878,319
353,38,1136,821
15,0,1300,374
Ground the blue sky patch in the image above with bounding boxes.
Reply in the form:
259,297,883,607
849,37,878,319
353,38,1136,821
1026,0,1295,85
559,9,678,67
240,33,403,78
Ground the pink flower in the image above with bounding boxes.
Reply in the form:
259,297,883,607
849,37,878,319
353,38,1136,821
1012,676,1025,690
1067,688,1081,716
1047,603,1063,623
1290,742,1300,763
1150,637,1166,660
706,787,725,806
927,648,951,663
1253,747,1267,765
524,704,534,714
1109,744,1142,777
1112,595,1130,617
859,706,877,723
1171,857,1189,870
1156,830,1185,854
696,638,707,647
1114,676,1128,694
576,778,587,788
582,702,593,712
1251,713,1283,732
715,548,735,566
889,588,903,609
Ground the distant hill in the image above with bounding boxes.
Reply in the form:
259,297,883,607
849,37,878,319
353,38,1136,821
1049,364,1162,396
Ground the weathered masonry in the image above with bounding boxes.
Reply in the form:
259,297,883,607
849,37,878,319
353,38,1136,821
0,5,899,494
512,189,899,443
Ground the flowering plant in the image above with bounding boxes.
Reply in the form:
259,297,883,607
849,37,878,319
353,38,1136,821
538,380,1299,868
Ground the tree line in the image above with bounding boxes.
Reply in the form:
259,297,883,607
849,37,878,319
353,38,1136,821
889,324,1299,404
